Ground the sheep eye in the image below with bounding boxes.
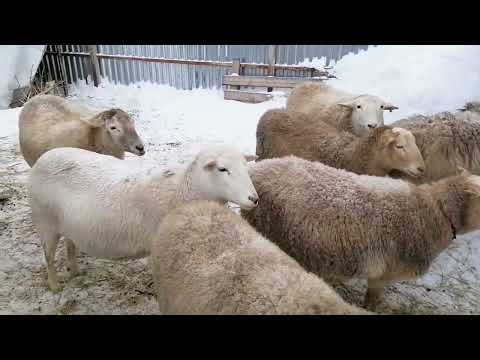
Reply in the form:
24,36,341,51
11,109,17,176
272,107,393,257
356,105,361,109
110,126,117,130
218,167,228,173
396,145,404,149
380,105,384,109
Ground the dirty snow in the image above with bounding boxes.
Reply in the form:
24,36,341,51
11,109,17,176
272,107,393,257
2,45,480,314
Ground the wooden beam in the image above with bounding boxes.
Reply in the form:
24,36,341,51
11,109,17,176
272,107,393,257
88,45,101,87
224,90,273,104
55,45,69,96
230,59,241,90
43,51,335,77
267,45,278,92
223,75,323,89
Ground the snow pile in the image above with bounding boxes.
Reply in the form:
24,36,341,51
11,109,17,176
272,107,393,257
0,45,45,109
301,45,480,123
0,107,22,139
69,79,286,159
296,56,329,69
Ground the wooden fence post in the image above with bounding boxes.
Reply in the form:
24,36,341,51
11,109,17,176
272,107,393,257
267,45,277,92
230,59,241,90
88,45,101,87
55,45,69,96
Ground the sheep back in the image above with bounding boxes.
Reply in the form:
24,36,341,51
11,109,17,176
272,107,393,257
18,95,98,166
256,108,353,163
242,157,451,282
151,200,369,315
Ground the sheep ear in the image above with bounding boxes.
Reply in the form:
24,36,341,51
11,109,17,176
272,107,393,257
457,166,470,176
385,132,399,146
244,154,258,162
82,114,105,128
383,103,399,112
337,101,355,109
204,160,217,169
101,109,120,120
386,137,397,146
82,109,118,128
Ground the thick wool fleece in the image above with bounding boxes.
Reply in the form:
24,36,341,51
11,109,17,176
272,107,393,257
256,108,401,176
151,200,370,315
242,157,476,288
391,110,480,183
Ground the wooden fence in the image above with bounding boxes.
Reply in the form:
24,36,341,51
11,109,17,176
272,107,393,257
38,45,368,91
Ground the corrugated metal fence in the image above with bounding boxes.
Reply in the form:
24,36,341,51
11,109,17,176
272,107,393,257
39,45,370,90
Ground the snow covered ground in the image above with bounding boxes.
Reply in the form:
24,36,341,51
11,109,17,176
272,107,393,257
1,45,480,314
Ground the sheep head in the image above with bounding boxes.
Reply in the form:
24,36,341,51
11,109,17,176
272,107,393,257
375,127,425,178
337,95,399,137
193,147,259,211
85,109,145,156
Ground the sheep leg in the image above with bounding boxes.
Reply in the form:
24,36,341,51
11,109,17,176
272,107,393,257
65,238,80,277
41,231,61,293
364,279,389,310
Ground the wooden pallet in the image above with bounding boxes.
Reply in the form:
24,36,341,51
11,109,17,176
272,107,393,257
222,57,332,103
224,89,273,104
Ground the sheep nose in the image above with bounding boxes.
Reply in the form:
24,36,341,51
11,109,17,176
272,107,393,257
417,167,425,173
367,124,377,129
136,145,145,154
248,195,259,206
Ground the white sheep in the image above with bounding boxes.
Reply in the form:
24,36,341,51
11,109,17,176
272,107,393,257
28,146,259,292
151,200,371,315
19,94,145,167
286,82,398,136
242,156,480,310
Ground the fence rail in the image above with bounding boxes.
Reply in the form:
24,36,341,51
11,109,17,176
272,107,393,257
38,45,370,90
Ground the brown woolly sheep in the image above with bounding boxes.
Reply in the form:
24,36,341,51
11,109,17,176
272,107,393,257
19,94,145,167
150,200,371,315
241,156,480,310
390,106,480,183
286,82,398,136
256,109,425,178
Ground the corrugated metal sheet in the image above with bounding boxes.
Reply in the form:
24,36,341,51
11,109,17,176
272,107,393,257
39,45,371,89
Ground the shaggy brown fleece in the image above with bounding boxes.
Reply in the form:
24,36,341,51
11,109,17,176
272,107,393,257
241,156,480,309
391,109,480,183
256,108,424,178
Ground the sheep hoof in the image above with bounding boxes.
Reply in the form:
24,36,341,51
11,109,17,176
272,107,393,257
364,294,382,311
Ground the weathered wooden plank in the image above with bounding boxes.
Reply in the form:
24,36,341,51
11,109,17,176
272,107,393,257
224,89,273,104
43,51,335,77
88,45,101,87
55,45,69,95
267,45,277,92
230,59,241,90
223,75,324,89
